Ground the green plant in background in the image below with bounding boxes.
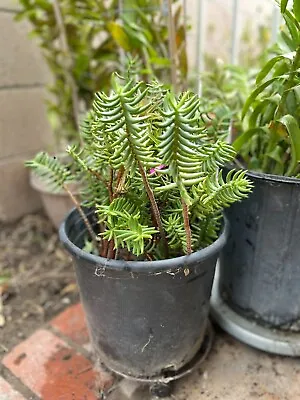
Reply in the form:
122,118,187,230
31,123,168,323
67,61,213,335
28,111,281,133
233,0,300,176
239,21,271,69
26,73,252,260
202,61,252,115
200,62,253,145
201,11,272,123
16,0,119,145
107,0,188,90
17,0,188,147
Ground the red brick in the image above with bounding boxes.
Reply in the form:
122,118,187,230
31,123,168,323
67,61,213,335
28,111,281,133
2,329,97,399
0,376,25,400
50,303,90,346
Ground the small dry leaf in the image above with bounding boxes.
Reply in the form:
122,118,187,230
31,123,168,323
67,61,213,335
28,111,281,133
60,282,78,295
55,248,68,261
0,314,5,328
0,296,5,328
184,268,190,276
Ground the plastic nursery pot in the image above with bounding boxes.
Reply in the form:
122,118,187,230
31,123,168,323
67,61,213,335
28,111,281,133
59,207,228,380
212,169,300,355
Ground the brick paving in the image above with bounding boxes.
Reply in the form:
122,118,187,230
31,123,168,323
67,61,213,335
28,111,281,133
1,304,114,400
2,302,300,400
0,376,25,400
50,303,90,346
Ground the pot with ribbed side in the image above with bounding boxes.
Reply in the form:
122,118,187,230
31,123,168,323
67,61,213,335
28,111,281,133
211,170,300,355
60,207,229,380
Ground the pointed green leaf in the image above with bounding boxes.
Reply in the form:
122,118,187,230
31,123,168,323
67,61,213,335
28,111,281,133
256,54,294,84
281,0,289,13
267,145,284,163
278,114,300,175
294,0,300,21
242,76,288,119
280,30,297,51
107,22,131,51
233,127,270,152
283,13,300,43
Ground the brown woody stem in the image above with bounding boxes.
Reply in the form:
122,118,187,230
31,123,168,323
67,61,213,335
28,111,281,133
88,168,106,185
138,163,169,258
113,166,126,199
108,168,114,202
181,198,192,255
107,240,115,259
63,184,99,252
101,239,109,258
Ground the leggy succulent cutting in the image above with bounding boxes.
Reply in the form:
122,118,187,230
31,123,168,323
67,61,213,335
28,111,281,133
27,73,252,260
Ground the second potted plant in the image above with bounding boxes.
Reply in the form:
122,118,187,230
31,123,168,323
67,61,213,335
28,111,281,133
211,0,300,356
27,73,252,393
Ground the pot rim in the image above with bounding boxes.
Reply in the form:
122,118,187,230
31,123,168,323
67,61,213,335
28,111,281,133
246,169,300,185
59,207,229,272
231,163,300,185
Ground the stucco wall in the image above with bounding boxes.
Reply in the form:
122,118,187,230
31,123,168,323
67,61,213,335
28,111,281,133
0,1,51,222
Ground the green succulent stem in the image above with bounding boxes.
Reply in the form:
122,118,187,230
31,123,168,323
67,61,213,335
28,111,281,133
181,199,192,254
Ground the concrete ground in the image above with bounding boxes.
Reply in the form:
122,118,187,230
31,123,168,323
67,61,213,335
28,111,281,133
174,330,300,400
110,328,300,400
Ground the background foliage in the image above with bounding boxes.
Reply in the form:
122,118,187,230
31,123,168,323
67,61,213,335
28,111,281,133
233,0,300,177
16,0,188,146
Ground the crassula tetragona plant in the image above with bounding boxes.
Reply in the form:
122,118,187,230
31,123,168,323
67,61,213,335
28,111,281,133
26,73,252,260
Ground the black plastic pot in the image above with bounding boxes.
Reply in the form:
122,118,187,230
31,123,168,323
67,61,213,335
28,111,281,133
59,208,228,380
219,170,300,330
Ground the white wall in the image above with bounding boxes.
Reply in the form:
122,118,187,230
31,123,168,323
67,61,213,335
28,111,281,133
186,0,275,69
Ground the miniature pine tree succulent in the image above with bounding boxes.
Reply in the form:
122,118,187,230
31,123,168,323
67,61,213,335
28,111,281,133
26,73,252,260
